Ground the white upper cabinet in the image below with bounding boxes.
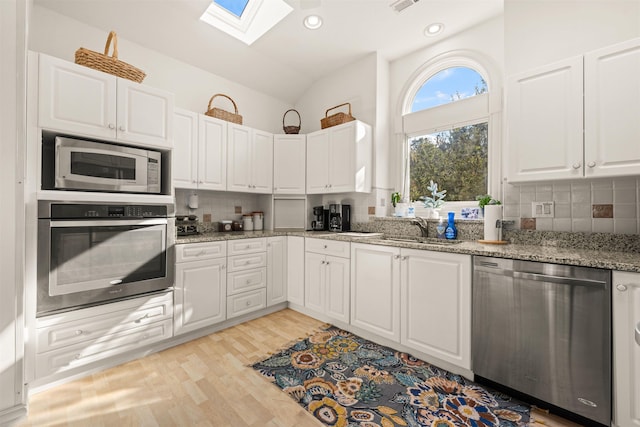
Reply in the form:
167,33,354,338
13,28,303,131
38,53,173,149
198,114,227,191
584,38,640,178
506,56,584,182
306,121,372,194
173,109,199,189
273,134,306,194
507,37,640,182
227,123,273,194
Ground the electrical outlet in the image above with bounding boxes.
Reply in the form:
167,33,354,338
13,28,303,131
531,201,555,218
381,198,386,207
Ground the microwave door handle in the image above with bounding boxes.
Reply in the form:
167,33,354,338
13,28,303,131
49,219,168,227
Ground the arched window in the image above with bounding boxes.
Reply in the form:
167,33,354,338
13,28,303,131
401,56,497,216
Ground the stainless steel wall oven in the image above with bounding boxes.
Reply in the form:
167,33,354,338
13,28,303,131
37,201,175,316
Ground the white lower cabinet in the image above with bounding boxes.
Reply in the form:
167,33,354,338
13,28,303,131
227,238,267,319
174,242,227,335
267,236,287,306
286,236,305,306
613,270,640,427
400,249,472,370
35,291,173,378
305,238,350,323
350,243,401,342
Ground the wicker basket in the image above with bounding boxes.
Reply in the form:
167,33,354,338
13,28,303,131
205,94,243,124
320,102,355,129
282,109,301,134
75,31,146,83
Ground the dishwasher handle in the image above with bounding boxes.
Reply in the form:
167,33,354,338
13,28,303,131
514,271,607,287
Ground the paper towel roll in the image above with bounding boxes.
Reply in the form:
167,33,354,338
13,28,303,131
483,205,502,241
188,194,199,209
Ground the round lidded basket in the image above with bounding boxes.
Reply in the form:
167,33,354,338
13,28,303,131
282,109,301,134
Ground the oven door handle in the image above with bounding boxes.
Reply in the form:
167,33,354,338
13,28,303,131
49,219,168,227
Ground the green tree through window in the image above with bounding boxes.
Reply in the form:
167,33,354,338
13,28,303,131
408,67,488,202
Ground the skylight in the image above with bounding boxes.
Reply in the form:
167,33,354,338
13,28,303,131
214,0,249,18
201,0,293,45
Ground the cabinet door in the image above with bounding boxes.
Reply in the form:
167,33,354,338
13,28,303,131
612,271,640,427
350,244,401,341
38,53,116,139
251,129,273,193
173,109,198,189
401,249,471,370
306,130,330,193
273,134,306,194
174,257,226,335
267,237,287,306
506,56,584,182
198,115,227,190
325,255,350,324
328,123,356,193
227,123,252,192
585,38,640,178
287,236,305,306
116,79,173,148
304,251,325,313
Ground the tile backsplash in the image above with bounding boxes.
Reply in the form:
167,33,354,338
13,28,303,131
503,177,640,234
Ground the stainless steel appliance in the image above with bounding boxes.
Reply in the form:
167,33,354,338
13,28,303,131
329,204,350,232
37,201,175,316
43,135,162,194
472,256,611,425
311,206,327,231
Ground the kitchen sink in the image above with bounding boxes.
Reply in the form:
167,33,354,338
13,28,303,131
381,236,463,245
339,232,383,238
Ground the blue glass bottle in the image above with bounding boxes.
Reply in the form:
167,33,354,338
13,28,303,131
445,211,457,240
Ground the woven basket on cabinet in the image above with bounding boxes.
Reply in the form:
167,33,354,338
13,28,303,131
320,102,355,129
75,31,146,83
205,93,243,125
282,109,301,134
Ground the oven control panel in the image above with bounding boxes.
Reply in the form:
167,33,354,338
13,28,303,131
48,203,169,219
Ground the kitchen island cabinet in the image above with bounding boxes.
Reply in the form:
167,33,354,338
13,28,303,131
38,53,173,149
612,270,640,427
305,238,350,323
174,241,227,335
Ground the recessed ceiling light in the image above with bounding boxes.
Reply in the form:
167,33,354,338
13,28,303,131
303,15,323,30
424,23,444,36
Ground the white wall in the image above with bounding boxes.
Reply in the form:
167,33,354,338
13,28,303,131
29,6,293,134
505,0,640,76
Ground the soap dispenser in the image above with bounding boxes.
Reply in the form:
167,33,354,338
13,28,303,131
445,211,457,240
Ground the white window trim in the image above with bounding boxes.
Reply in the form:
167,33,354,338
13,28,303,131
395,50,503,205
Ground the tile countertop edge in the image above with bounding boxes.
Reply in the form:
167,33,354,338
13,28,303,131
176,231,640,273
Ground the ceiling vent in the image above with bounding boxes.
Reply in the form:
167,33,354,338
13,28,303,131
390,0,419,13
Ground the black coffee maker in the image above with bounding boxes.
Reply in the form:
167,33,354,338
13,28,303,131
311,206,328,231
329,204,351,232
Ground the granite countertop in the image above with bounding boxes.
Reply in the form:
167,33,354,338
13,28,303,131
176,230,640,273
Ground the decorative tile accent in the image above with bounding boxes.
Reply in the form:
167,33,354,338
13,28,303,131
234,206,242,214
203,213,212,223
592,204,613,218
368,206,375,215
521,218,536,230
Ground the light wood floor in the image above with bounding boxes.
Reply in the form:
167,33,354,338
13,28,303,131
17,309,580,427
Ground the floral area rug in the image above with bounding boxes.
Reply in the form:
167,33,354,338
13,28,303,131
252,325,531,427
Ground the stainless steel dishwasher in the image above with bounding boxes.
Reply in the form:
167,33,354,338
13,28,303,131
472,256,611,426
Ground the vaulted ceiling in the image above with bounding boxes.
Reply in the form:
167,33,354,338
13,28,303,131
34,0,503,103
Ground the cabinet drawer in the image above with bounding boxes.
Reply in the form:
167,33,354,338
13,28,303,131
306,237,350,258
176,241,226,263
227,252,267,272
36,291,173,353
36,319,173,379
226,289,266,319
227,238,267,255
227,267,266,296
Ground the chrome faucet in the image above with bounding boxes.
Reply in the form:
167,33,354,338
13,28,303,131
410,217,429,237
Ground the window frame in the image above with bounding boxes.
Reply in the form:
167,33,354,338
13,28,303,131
396,51,502,218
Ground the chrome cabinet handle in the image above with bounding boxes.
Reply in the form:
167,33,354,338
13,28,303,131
75,330,83,336
394,255,400,259
617,284,628,292
108,123,115,129
572,163,581,169
587,161,596,168
401,256,408,261
119,126,125,132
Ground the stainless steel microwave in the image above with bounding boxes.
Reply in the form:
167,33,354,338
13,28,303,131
52,136,161,194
